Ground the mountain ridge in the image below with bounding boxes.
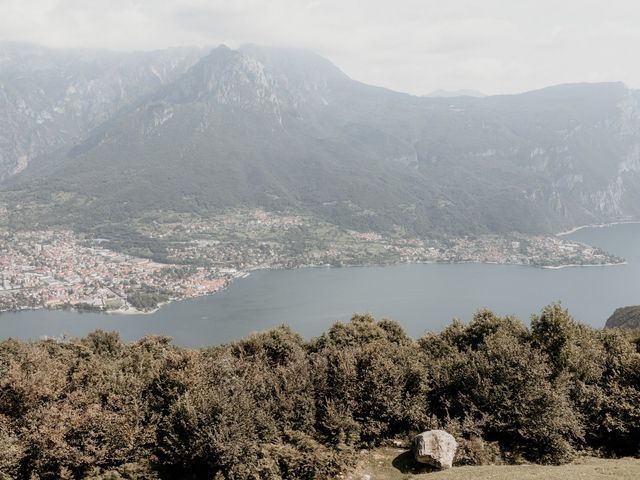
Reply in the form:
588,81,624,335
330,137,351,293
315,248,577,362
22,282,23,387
2,44,640,238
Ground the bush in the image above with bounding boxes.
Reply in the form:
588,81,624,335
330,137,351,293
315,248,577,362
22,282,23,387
422,310,583,464
311,315,428,446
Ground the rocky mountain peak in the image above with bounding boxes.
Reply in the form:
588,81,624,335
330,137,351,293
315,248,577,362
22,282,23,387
167,46,284,111
166,45,349,111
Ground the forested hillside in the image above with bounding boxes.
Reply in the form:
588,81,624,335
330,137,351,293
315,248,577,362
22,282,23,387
3,44,640,237
1,305,638,479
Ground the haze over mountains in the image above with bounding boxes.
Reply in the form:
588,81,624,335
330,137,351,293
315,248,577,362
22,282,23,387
2,43,640,237
425,89,486,98
0,42,205,177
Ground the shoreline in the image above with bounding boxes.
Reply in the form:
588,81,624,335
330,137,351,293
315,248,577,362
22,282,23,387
1,257,627,317
556,220,640,236
541,261,628,270
2,223,631,317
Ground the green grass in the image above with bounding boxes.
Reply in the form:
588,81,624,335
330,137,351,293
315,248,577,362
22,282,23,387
348,447,640,480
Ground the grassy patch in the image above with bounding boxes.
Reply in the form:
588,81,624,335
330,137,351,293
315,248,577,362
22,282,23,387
348,447,640,480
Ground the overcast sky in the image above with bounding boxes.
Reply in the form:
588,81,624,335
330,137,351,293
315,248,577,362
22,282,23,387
1,0,639,95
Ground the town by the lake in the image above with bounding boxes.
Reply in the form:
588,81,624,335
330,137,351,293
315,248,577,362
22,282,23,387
0,210,623,314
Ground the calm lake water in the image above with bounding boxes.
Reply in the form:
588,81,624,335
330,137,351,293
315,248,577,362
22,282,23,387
1,223,639,347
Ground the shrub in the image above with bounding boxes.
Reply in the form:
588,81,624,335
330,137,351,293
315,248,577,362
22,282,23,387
311,315,428,446
422,310,583,464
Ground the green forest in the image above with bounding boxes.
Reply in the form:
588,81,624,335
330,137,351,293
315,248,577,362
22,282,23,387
1,304,639,479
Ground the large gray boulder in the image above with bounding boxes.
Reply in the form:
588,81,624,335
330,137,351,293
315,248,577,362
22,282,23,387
413,430,458,469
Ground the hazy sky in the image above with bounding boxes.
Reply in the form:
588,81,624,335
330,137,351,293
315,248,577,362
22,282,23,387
2,0,639,95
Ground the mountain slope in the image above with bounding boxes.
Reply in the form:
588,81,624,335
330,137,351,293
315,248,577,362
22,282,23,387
0,42,205,179
3,45,640,237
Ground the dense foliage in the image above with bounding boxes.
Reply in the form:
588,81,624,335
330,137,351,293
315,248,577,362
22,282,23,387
1,304,639,479
125,291,169,311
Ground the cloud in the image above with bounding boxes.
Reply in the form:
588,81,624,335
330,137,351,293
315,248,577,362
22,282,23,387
0,0,639,95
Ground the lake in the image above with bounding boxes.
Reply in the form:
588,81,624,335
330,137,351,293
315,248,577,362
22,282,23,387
1,223,639,347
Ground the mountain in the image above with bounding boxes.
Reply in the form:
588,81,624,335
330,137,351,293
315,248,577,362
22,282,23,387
605,306,640,329
0,42,205,179
3,44,640,237
426,89,486,98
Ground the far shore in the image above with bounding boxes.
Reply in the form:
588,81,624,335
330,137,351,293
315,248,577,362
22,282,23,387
107,305,163,316
65,258,628,315
542,261,628,270
556,220,640,236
